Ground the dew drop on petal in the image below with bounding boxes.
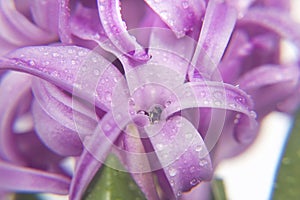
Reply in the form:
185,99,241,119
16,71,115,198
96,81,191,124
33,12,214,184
199,159,208,167
182,0,189,9
105,92,112,102
250,110,257,118
156,143,164,151
190,178,199,186
94,69,100,76
164,100,172,107
235,96,246,104
168,167,177,177
195,145,203,152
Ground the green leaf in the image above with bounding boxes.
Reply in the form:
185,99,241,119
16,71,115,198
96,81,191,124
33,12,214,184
272,111,300,199
14,193,40,200
211,178,227,200
83,154,146,200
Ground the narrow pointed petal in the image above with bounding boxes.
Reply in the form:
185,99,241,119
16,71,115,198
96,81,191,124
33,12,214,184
97,0,149,61
0,72,32,163
32,100,83,156
144,0,206,38
239,7,300,49
191,0,237,79
144,116,213,198
0,0,57,46
70,111,130,200
0,45,123,111
162,81,257,143
0,160,70,194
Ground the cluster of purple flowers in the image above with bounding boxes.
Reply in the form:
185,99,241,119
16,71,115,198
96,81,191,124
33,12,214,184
0,0,299,199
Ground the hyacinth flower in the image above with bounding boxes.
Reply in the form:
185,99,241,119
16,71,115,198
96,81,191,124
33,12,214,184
0,0,300,200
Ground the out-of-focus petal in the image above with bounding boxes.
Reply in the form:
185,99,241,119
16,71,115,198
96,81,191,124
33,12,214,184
0,45,123,111
144,0,206,38
0,160,70,194
31,0,59,34
238,64,299,90
31,78,98,137
144,116,212,198
239,7,300,49
32,100,83,156
0,72,32,163
0,0,57,46
97,0,149,61
191,0,237,79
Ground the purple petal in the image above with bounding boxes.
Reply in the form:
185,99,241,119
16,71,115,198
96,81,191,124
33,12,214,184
58,0,72,43
30,0,59,34
191,0,237,79
70,111,130,200
97,0,149,61
32,100,83,156
0,45,123,111
0,160,70,194
144,0,206,38
144,116,213,198
0,0,57,46
238,64,299,90
0,72,32,163
31,78,98,137
239,7,300,49
162,81,257,144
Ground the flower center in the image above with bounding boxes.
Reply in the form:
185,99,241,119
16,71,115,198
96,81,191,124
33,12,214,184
136,105,164,125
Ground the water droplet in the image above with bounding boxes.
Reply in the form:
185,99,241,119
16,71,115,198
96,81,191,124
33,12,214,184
111,25,120,33
113,77,118,82
99,5,105,11
189,166,196,173
168,167,177,177
160,11,168,20
250,110,257,118
29,60,35,66
214,100,222,106
156,143,164,151
164,100,172,107
195,145,203,152
203,100,209,105
52,52,59,57
182,1,189,9
235,96,246,104
200,91,206,97
229,103,236,108
199,159,208,167
176,191,182,197
78,51,86,56
185,132,193,139
105,92,112,102
190,178,199,186
103,124,111,131
94,69,100,76
170,179,175,186
128,98,135,106
234,118,239,124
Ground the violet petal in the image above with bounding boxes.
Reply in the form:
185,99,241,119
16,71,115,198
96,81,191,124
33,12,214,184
239,7,300,49
0,0,57,46
31,78,98,137
162,81,257,144
0,160,70,194
191,0,237,79
144,116,213,198
58,0,72,43
0,72,32,163
144,0,206,38
97,0,149,61
30,0,59,34
32,100,83,156
0,45,123,111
